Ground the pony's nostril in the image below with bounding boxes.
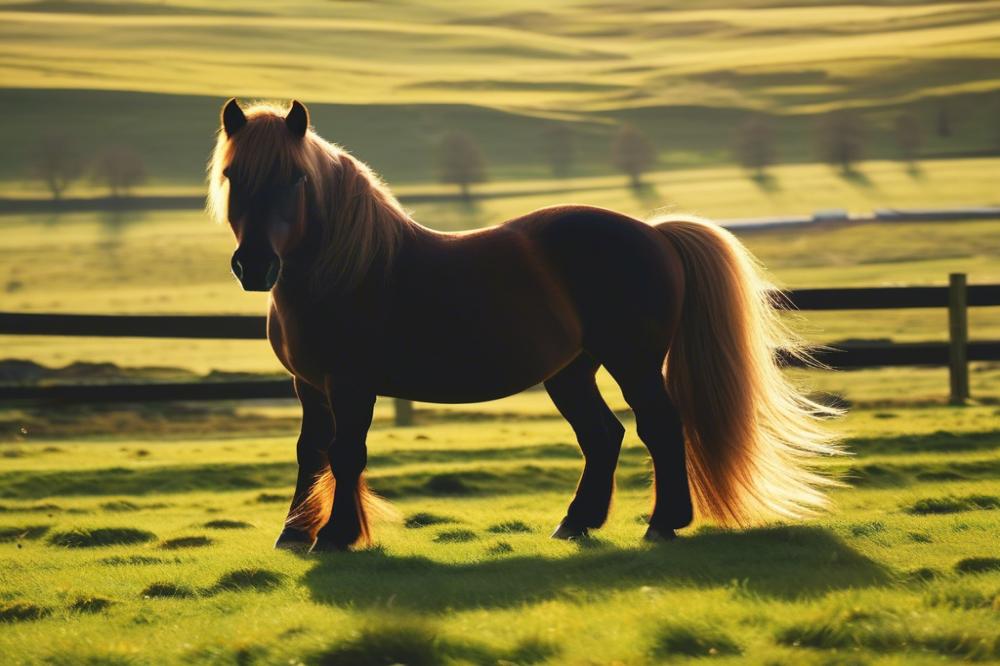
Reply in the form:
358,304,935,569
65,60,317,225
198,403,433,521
231,257,244,281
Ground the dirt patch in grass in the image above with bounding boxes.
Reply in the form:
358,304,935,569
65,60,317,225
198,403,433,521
433,529,478,544
160,535,212,550
69,595,114,614
404,512,457,529
49,527,156,548
203,519,253,530
213,568,285,592
141,582,195,599
0,601,51,622
652,621,741,658
955,557,1000,575
0,524,49,542
905,494,1000,515
486,520,533,534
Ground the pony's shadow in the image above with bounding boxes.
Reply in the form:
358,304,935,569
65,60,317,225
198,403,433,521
301,525,890,612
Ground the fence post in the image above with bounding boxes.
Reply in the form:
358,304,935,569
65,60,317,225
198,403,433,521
394,398,414,426
948,273,969,405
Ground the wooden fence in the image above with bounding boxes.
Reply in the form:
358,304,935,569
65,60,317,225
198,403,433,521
1,274,998,422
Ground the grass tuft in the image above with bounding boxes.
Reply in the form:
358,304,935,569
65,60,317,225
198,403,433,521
0,524,50,542
254,493,287,504
487,541,514,555
433,529,478,543
100,555,165,566
203,519,253,530
160,535,213,550
313,621,439,666
141,582,195,599
955,557,1000,575
486,520,533,534
905,494,1000,515
0,601,51,623
69,595,115,614
404,512,457,529
652,621,741,657
49,527,156,548
776,606,1000,659
214,568,285,592
100,500,142,512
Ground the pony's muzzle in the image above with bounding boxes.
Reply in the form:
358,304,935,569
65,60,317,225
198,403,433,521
231,249,280,292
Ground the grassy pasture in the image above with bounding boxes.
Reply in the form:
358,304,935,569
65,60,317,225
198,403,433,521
1,401,998,664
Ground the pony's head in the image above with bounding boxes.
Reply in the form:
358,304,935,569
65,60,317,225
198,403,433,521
207,98,318,291
207,98,408,295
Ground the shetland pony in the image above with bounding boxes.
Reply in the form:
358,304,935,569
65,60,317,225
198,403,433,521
208,99,840,552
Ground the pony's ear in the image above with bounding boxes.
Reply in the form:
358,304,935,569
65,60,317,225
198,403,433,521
286,100,309,138
222,98,247,137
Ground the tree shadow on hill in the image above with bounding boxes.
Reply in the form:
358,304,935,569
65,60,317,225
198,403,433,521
629,181,662,208
301,525,890,612
838,167,879,194
750,171,781,194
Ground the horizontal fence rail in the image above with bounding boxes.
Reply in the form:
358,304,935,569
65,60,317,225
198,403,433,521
3,285,999,339
1,275,998,413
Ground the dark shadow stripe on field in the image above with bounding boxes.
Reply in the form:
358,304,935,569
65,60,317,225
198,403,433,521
302,526,889,609
837,457,1000,488
0,462,635,499
844,430,1000,456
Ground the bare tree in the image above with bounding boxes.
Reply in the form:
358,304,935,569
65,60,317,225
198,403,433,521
541,125,575,177
734,117,775,177
32,133,82,200
438,131,486,199
894,113,922,163
818,109,865,174
92,146,147,198
612,123,655,188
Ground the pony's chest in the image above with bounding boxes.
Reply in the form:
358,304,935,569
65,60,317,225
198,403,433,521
267,305,326,387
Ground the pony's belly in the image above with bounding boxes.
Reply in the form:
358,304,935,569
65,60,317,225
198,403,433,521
378,338,579,404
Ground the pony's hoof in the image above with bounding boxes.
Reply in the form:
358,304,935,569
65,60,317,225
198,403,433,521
274,527,314,552
643,526,677,542
551,518,589,540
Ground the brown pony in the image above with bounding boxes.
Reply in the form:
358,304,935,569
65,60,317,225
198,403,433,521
208,99,840,552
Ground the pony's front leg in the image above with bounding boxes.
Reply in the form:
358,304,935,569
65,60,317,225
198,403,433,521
275,377,334,550
311,379,377,552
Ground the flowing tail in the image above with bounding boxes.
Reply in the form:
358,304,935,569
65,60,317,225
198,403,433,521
655,216,843,526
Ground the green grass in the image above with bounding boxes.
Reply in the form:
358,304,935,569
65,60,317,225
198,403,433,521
0,403,998,664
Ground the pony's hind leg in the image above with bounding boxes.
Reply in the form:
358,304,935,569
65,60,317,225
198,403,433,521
546,353,625,539
607,364,693,541
275,377,333,550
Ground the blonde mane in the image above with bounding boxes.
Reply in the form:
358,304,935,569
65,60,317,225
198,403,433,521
206,101,410,293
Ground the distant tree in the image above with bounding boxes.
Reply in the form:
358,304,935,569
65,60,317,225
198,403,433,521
92,146,147,198
893,113,922,163
936,103,952,138
438,131,486,199
541,125,575,177
32,133,83,200
612,123,655,188
734,117,775,177
818,109,865,174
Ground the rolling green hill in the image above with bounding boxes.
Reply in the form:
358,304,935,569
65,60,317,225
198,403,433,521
2,0,1000,188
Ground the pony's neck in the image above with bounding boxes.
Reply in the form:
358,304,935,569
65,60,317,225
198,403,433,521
306,148,414,296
